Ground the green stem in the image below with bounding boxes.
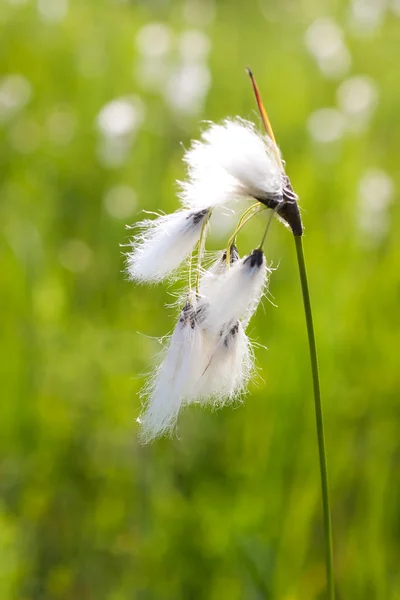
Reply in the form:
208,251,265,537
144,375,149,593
195,212,211,294
294,235,335,600
226,203,266,266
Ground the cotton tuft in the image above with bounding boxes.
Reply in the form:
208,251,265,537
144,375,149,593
139,299,207,442
139,248,268,440
197,248,268,333
126,208,209,283
180,118,284,211
191,248,265,405
193,321,254,404
198,244,239,296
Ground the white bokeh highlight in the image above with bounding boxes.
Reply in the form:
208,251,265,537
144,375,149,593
357,168,395,243
305,18,351,79
308,108,347,143
0,75,32,123
337,76,379,133
103,185,137,220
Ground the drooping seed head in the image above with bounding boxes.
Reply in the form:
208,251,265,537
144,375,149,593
126,208,210,284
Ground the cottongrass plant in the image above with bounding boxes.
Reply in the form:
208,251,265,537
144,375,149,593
126,69,335,599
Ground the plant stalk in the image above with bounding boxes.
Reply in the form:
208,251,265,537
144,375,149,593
294,235,335,600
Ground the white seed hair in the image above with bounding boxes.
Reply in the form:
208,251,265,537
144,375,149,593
193,321,254,404
179,118,283,211
197,248,268,334
189,248,257,405
198,245,240,297
126,208,209,283
139,300,207,442
138,248,265,441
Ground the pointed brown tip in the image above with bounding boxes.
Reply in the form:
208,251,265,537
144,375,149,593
246,66,253,78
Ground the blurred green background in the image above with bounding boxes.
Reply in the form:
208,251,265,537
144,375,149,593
1,0,400,598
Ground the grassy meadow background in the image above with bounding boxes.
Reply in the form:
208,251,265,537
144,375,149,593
1,0,400,598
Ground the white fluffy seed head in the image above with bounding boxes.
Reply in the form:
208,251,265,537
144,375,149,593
198,244,239,297
186,247,262,406
197,248,268,334
139,300,207,442
193,321,254,404
180,118,283,211
138,248,269,442
126,208,209,283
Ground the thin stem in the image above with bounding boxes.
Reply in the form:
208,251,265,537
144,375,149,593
195,213,211,294
294,235,335,600
187,253,193,293
237,202,262,227
226,204,266,266
258,203,281,250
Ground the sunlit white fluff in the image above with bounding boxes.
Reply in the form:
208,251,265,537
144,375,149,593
179,118,283,211
138,248,267,441
197,248,268,333
193,321,254,404
197,244,239,296
126,208,209,283
190,248,263,404
139,300,207,442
